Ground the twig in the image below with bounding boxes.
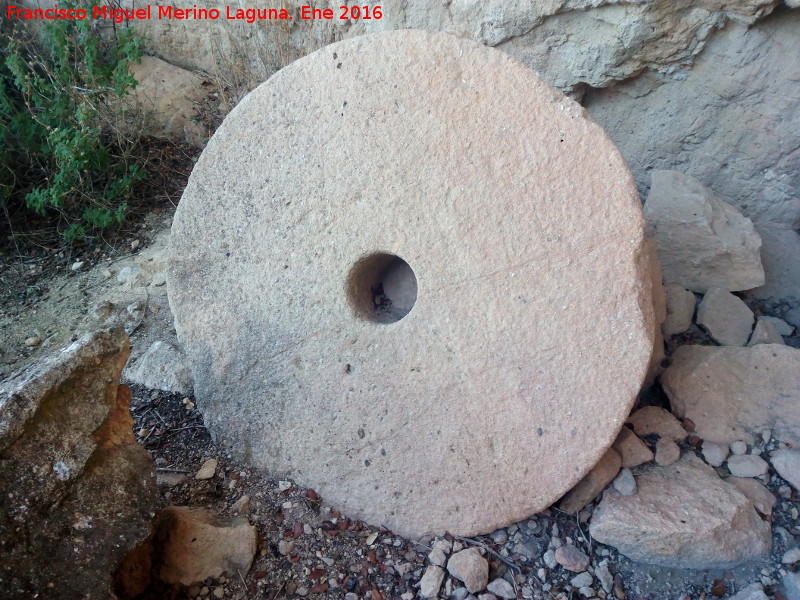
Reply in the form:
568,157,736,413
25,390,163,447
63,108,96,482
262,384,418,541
155,467,190,473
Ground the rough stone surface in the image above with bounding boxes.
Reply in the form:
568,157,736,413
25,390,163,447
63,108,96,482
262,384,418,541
642,171,764,294
127,55,209,146
727,454,768,478
626,406,686,442
419,566,445,599
701,440,730,468
783,571,800,600
663,344,800,445
728,583,769,600
590,455,771,568
771,450,800,490
612,468,637,496
168,30,654,538
611,427,654,468
558,449,622,514
124,340,194,395
697,288,755,346
748,317,785,346
0,328,157,600
586,10,800,235
749,227,800,302
654,438,681,467
154,506,257,586
762,316,794,336
554,545,590,573
726,478,775,516
446,548,488,594
644,237,667,388
662,284,696,336
487,579,515,599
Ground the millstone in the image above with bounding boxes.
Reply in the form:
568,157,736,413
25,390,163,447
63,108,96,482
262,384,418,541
167,30,654,538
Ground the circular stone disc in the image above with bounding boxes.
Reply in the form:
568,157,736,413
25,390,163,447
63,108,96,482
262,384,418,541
168,30,654,538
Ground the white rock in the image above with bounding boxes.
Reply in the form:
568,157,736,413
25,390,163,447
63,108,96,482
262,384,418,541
612,468,637,496
419,565,445,599
117,265,143,287
195,459,218,480
772,450,800,490
727,455,768,478
486,578,515,599
731,441,748,455
124,340,194,395
428,547,447,567
783,571,800,600
595,560,613,593
71,260,85,271
748,317,785,346
643,171,764,294
277,539,294,556
662,284,696,336
446,548,488,594
543,550,557,569
728,583,768,600
663,345,800,446
702,441,729,467
570,572,593,588
590,455,771,569
761,315,794,336
783,548,800,564
697,288,755,346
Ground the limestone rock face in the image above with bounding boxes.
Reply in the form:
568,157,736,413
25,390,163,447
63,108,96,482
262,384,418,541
590,455,771,568
662,344,800,445
128,56,210,146
586,10,800,233
0,328,157,600
168,31,654,538
644,171,764,294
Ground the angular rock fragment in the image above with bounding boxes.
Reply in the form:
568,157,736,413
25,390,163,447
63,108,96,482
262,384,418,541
663,344,800,445
626,406,686,442
611,427,654,468
124,340,194,395
644,170,764,293
590,455,771,568
771,450,800,490
154,506,257,586
558,448,621,514
726,477,776,516
747,317,785,346
419,565,445,599
696,288,755,346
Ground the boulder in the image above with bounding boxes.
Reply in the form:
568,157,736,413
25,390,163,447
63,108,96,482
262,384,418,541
154,506,257,586
590,455,771,568
0,328,157,600
696,288,755,346
168,30,654,538
124,340,194,395
662,344,800,445
662,284,696,337
642,171,764,294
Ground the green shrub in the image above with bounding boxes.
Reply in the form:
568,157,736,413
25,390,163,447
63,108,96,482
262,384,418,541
1,2,145,241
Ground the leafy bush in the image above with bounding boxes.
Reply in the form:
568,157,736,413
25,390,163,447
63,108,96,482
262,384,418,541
1,2,145,241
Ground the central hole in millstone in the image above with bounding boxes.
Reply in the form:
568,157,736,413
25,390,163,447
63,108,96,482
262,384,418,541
346,252,417,324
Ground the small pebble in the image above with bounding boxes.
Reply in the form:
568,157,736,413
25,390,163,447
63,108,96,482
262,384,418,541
571,572,593,588
554,544,590,572
612,468,637,496
655,438,681,466
24,336,42,347
212,587,224,599
782,548,800,564
71,260,85,271
278,540,295,556
487,578,515,599
702,440,729,467
195,459,218,480
131,239,141,250
731,441,748,455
